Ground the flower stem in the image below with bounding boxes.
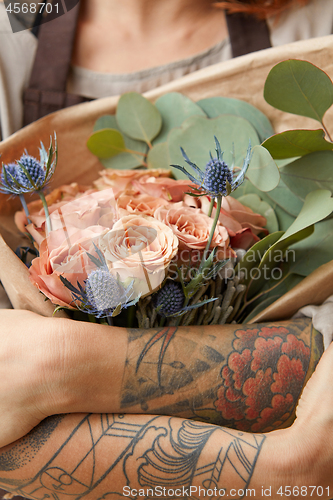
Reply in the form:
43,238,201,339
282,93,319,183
207,197,215,217
19,194,31,224
199,195,222,273
37,190,52,234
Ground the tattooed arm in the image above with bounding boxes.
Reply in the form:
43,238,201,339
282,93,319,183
1,341,333,500
0,310,323,447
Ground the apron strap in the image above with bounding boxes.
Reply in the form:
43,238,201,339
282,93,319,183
23,0,89,127
226,11,271,57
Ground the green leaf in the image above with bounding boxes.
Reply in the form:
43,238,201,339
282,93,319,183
167,115,260,180
197,96,275,142
237,193,279,233
147,142,171,170
262,178,303,217
242,295,281,323
235,231,284,288
262,129,333,159
87,129,126,158
92,114,147,169
116,92,162,143
273,205,295,231
280,151,333,200
93,114,116,132
264,59,333,122
290,218,333,276
280,189,333,242
247,189,333,296
247,145,280,192
247,225,314,298
101,154,144,170
153,93,206,144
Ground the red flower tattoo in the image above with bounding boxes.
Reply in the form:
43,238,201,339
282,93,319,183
215,326,310,432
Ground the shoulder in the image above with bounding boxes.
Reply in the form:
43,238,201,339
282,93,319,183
268,0,333,46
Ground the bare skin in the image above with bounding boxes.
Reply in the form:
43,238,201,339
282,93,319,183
71,0,228,73
0,330,332,499
0,310,323,448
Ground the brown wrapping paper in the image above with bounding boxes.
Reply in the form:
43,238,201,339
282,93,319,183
1,35,333,318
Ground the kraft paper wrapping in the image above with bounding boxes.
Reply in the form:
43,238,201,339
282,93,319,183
0,35,333,317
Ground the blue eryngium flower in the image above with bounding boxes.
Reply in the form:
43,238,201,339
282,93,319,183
172,136,252,198
154,281,185,317
60,245,140,319
0,135,57,195
154,280,217,319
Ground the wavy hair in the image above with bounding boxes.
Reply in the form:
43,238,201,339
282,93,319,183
214,0,310,19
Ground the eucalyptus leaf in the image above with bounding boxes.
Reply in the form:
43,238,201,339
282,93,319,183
87,129,127,159
93,115,116,132
273,205,295,232
147,142,171,170
116,92,162,143
237,193,279,233
153,93,206,144
280,151,333,200
93,114,147,155
264,59,333,122
167,115,260,180
262,129,333,159
197,96,274,142
91,114,147,168
101,153,144,170
263,178,303,217
247,145,280,192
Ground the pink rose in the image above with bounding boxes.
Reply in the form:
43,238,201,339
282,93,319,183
132,176,195,202
94,168,170,194
29,225,108,308
99,214,178,297
154,202,232,262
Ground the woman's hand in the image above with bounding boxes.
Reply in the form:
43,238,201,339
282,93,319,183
0,309,71,447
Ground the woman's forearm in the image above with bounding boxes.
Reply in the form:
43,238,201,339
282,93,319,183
0,310,322,447
56,315,321,426
0,412,326,500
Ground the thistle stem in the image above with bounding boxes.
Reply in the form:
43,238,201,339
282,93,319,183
199,195,222,273
19,194,31,224
106,315,113,326
37,190,52,234
207,197,215,218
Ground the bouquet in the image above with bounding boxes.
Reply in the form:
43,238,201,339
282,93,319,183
1,58,333,331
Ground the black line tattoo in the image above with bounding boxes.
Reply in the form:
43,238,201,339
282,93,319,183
0,414,265,500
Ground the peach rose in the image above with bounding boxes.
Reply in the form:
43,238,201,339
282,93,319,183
94,168,171,193
154,202,232,260
132,176,195,202
23,189,118,246
29,225,108,308
116,193,169,217
99,214,178,297
184,195,268,250
15,182,95,233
